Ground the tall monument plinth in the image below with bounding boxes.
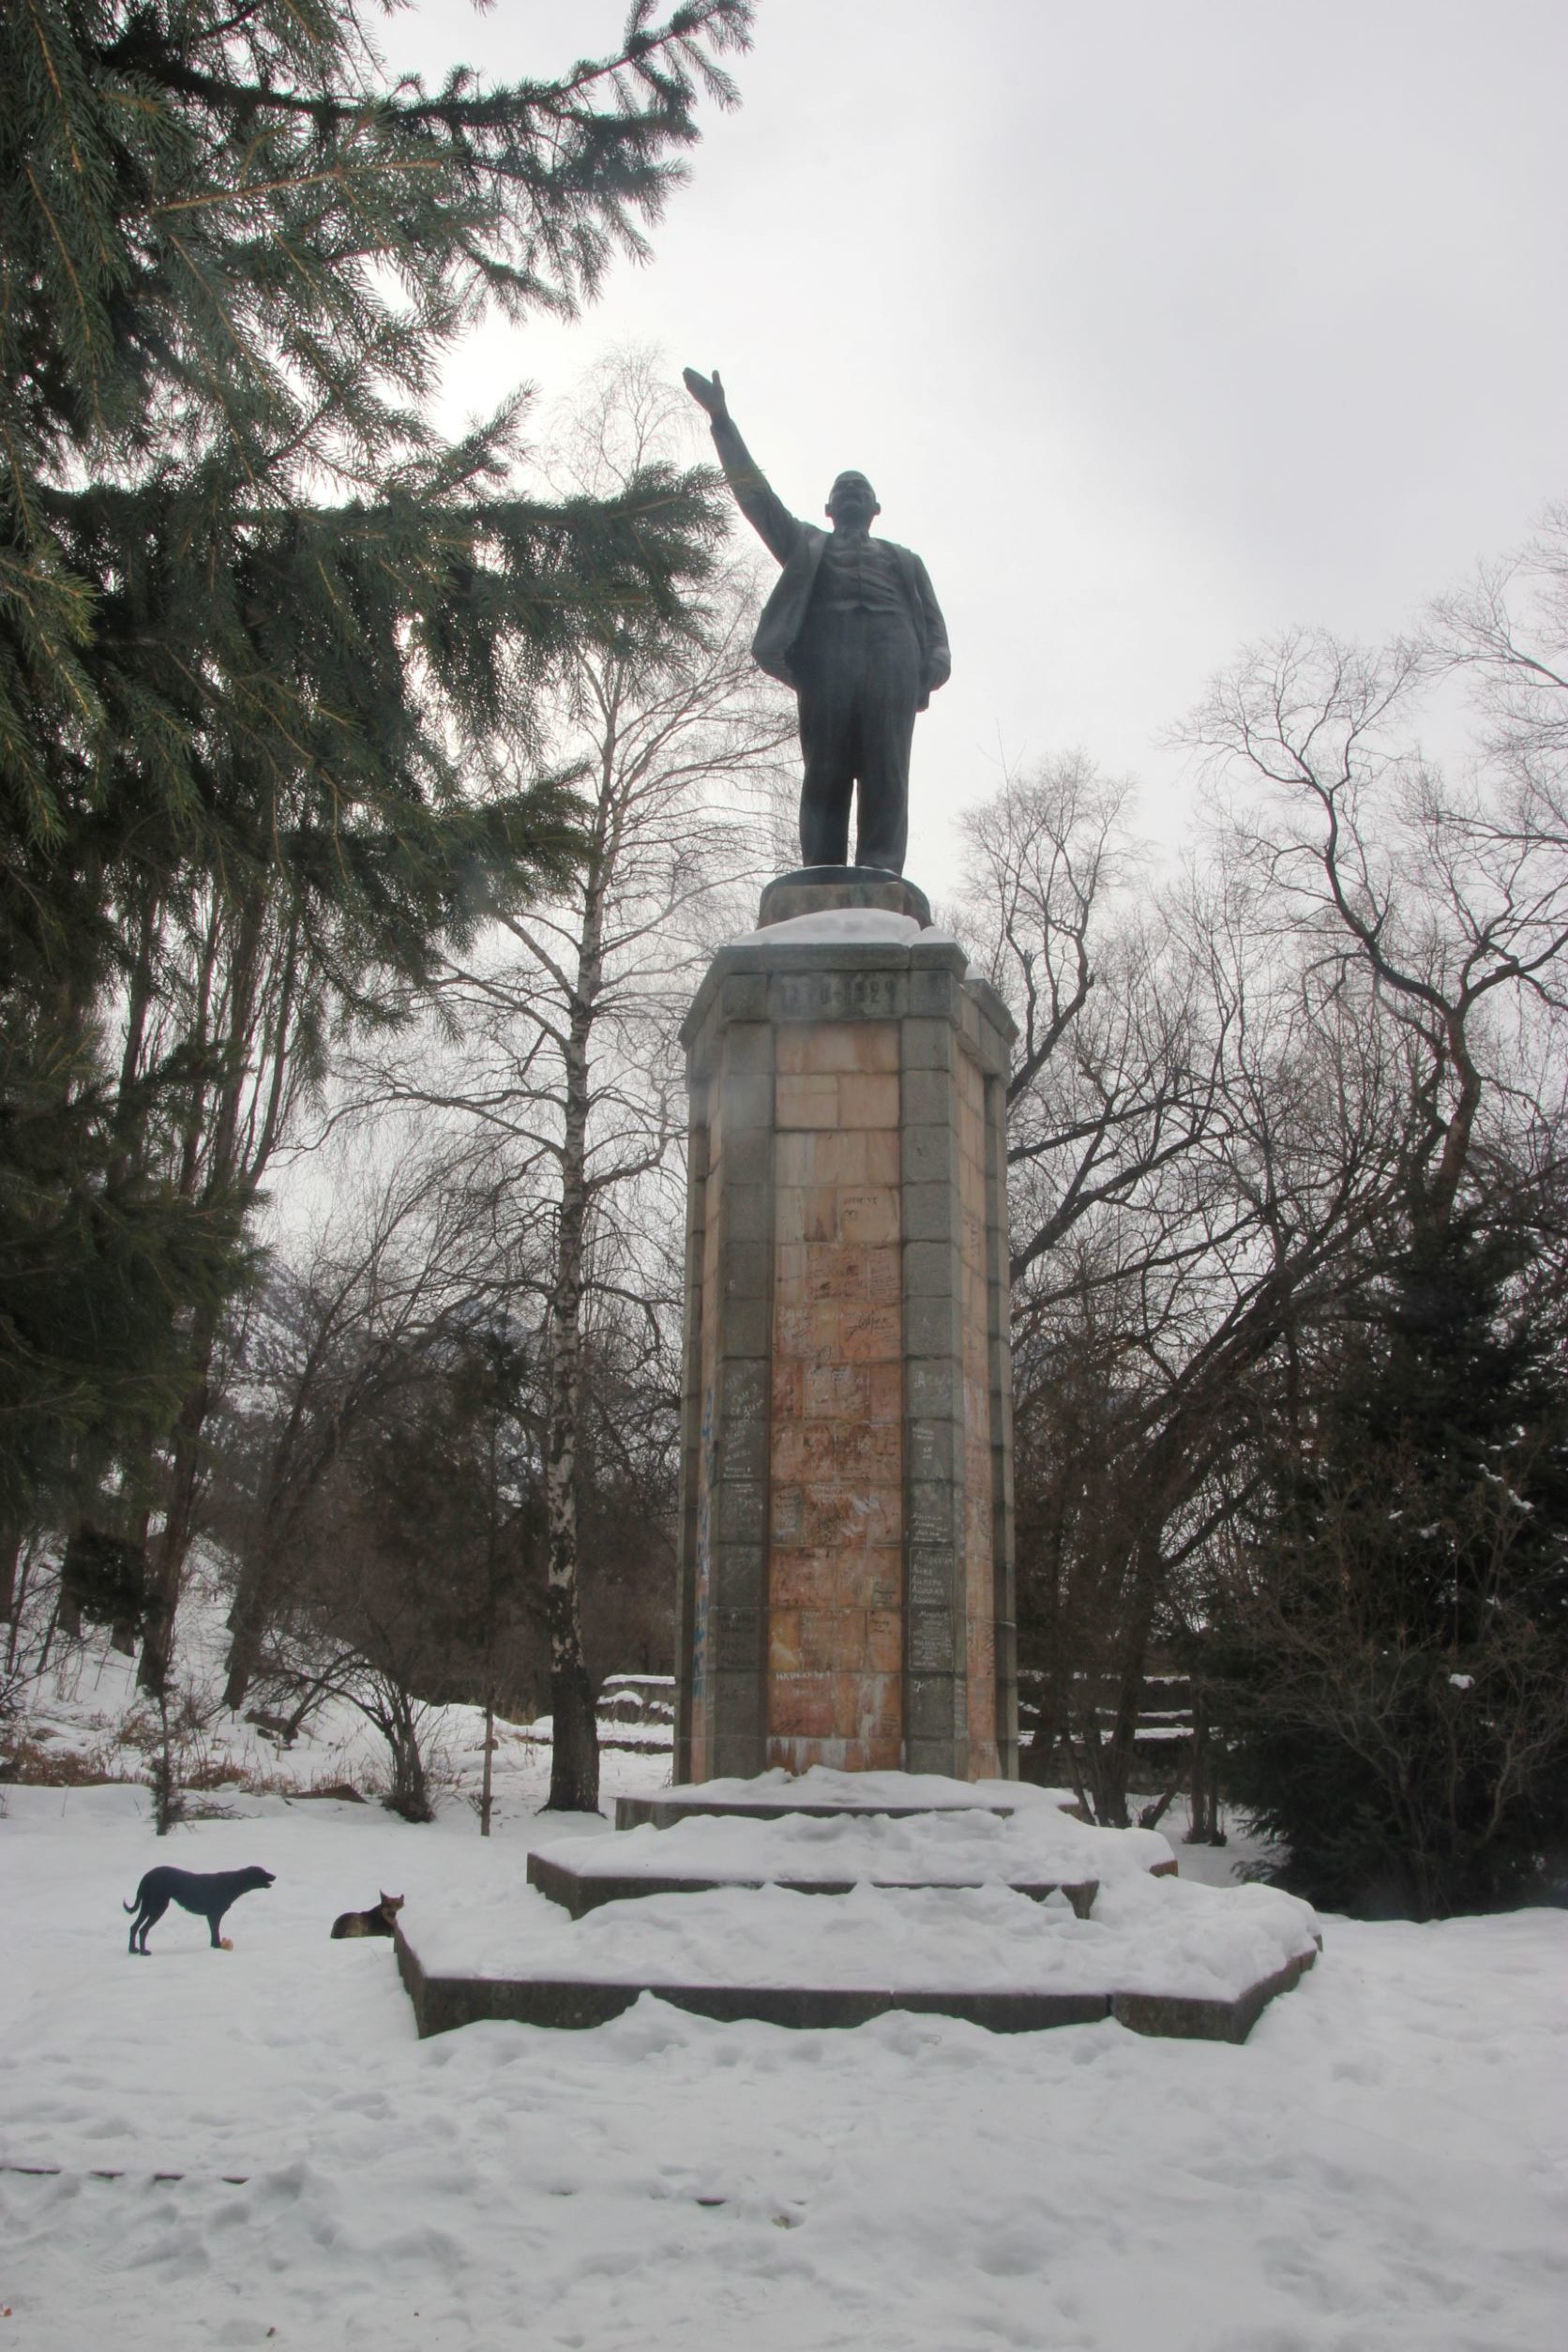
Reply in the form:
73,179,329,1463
674,872,1018,1785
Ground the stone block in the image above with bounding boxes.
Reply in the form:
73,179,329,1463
773,1131,822,1187
773,1186,807,1246
719,1420,769,1484
900,1068,957,1129
867,1609,904,1673
771,1302,810,1363
708,1667,765,1737
770,1486,805,1545
710,1724,767,1782
906,1671,959,1738
839,1074,900,1128
907,1418,955,1483
777,1022,900,1076
908,1545,957,1610
718,1240,771,1300
773,1422,834,1483
711,1606,762,1664
902,1180,958,1243
836,1422,901,1481
866,1249,902,1304
716,1483,765,1544
804,1185,840,1241
806,1243,867,1302
724,1184,772,1243
804,1363,868,1419
768,966,907,1027
826,1672,880,1740
720,972,769,1022
908,1608,957,1674
908,1481,959,1545
768,1609,802,1673
861,1546,904,1609
908,1360,962,1420
805,1486,899,1549
725,1299,775,1360
907,965,964,1020
794,1299,840,1356
724,1022,774,1076
839,1304,900,1362
905,1294,964,1361
899,1017,958,1070
719,1357,769,1425
722,1127,770,1186
715,1544,765,1610
904,1239,960,1300
721,1074,774,1131
776,1074,839,1129
901,1123,959,1185
769,1673,836,1738
863,1131,901,1184
837,1184,897,1244
800,1609,859,1672
770,1550,839,1610
867,1363,903,1422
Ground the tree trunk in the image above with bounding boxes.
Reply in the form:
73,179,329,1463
479,1696,496,1836
222,1549,280,1712
1102,1536,1166,1829
0,1525,20,1622
142,891,280,1698
138,1301,220,1697
5,1535,38,1671
383,1694,432,1823
543,856,607,1817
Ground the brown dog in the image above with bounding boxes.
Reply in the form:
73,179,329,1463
329,1891,404,1939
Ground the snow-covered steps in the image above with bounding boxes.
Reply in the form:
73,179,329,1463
526,1850,1101,1920
393,1777,1320,2045
526,1798,1175,1920
394,1872,1320,2044
612,1764,1083,1829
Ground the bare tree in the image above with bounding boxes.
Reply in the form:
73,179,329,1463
349,359,790,1812
1186,622,1568,1235
963,764,1416,1819
213,1138,520,1712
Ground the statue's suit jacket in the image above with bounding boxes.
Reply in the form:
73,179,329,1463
710,415,951,708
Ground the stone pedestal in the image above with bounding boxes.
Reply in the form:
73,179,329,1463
673,884,1018,1785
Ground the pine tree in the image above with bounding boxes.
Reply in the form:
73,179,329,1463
0,5,751,1602
1208,1217,1568,1917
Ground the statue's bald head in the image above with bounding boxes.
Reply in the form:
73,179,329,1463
826,470,880,531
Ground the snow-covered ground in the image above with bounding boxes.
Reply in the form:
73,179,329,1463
4,1597,1565,2349
4,1549,673,1817
2,1772,1565,2352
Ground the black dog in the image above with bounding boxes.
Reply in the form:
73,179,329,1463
123,1864,276,1954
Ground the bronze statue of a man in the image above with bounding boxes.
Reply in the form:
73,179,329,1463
684,368,950,877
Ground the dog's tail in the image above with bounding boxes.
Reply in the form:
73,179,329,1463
122,1897,138,1912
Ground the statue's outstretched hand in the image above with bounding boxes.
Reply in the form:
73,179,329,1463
683,366,728,420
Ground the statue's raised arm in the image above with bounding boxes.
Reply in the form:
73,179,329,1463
683,367,803,567
681,366,949,881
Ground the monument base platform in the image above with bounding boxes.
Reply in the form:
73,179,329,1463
612,1764,1058,1831
757,865,933,928
392,1775,1321,2047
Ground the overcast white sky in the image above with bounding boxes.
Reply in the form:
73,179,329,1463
394,0,1568,882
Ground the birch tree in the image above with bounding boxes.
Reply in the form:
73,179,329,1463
354,364,791,1812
